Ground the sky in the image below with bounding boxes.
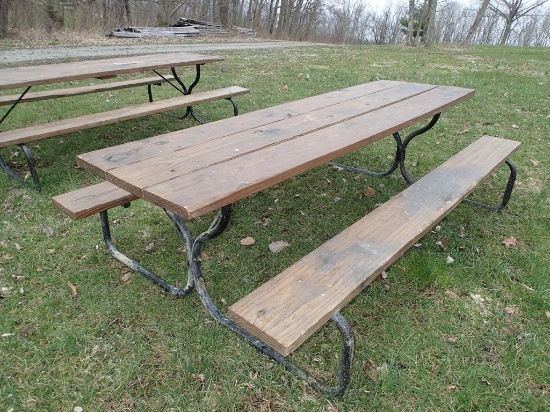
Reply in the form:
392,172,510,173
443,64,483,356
370,0,476,13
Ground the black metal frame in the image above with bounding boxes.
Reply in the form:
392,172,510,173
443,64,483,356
329,113,517,211
97,203,353,396
1,65,239,190
86,112,519,397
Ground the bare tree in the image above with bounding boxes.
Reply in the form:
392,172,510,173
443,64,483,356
489,0,549,45
407,0,415,45
0,0,10,38
463,0,492,44
424,0,438,45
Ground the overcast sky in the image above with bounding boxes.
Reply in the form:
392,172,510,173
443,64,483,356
370,0,475,12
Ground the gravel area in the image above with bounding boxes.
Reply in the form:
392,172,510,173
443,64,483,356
0,41,323,67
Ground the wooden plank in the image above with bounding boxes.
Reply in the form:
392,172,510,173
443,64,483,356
0,76,175,106
102,82,439,192
0,86,250,148
137,85,474,218
0,52,223,91
52,181,138,220
76,80,411,176
227,136,521,356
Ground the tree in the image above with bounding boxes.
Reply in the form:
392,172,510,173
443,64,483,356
463,0,492,44
489,0,549,45
424,0,438,46
0,0,10,38
407,0,415,45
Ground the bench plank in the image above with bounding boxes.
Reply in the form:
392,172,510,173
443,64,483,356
0,76,175,106
52,181,138,220
0,86,249,148
227,136,520,356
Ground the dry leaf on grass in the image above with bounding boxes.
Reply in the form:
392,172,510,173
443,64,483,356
502,236,517,248
269,240,290,253
364,187,376,198
67,282,78,299
545,311,550,320
240,236,256,246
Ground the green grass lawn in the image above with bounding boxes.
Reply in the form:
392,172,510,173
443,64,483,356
1,44,549,411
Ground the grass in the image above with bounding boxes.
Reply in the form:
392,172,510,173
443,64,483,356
1,43,549,411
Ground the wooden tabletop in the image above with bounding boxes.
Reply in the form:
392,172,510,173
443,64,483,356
77,81,474,219
0,52,223,91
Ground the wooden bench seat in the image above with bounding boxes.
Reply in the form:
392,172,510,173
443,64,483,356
0,86,250,148
227,135,521,356
0,76,175,106
52,181,137,220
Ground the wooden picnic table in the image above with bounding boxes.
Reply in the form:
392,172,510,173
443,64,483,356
76,80,474,219
61,80,520,395
0,52,223,91
0,52,250,190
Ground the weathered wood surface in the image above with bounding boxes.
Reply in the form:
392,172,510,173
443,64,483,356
227,136,521,356
52,181,137,220
77,81,474,219
0,86,250,147
0,76,175,106
0,52,223,91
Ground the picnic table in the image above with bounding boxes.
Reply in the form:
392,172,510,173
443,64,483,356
53,80,520,396
0,52,248,189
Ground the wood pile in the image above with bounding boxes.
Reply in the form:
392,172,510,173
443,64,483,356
110,18,234,39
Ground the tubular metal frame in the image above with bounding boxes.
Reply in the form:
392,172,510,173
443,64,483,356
88,113,518,396
0,65,239,190
97,203,354,396
329,113,517,210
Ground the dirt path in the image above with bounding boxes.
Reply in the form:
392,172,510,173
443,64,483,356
0,41,324,67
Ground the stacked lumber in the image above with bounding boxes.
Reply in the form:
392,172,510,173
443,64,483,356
110,18,234,38
110,26,200,38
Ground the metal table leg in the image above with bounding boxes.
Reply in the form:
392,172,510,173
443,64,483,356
164,206,354,397
329,113,442,185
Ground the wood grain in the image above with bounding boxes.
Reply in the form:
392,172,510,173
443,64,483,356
0,76,175,106
52,181,137,220
0,87,249,147
227,136,520,356
0,52,223,91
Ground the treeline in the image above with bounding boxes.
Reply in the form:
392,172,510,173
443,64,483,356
1,0,549,46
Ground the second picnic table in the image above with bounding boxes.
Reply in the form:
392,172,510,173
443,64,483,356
0,52,249,189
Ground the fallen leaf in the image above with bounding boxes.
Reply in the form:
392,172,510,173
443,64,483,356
121,272,132,282
199,252,210,261
446,385,457,391
531,159,539,166
445,336,458,343
470,293,485,304
42,225,54,237
269,241,290,253
364,187,376,198
240,236,256,247
446,256,455,264
546,311,550,320
445,290,458,299
458,225,466,238
297,73,304,80
502,236,517,248
2,333,15,337
512,124,519,129
67,282,78,299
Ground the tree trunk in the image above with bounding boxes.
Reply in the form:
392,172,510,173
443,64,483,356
463,0,491,44
424,0,438,46
0,0,9,38
123,0,131,26
407,0,415,46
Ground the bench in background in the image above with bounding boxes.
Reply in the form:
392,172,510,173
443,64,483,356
1,86,249,190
